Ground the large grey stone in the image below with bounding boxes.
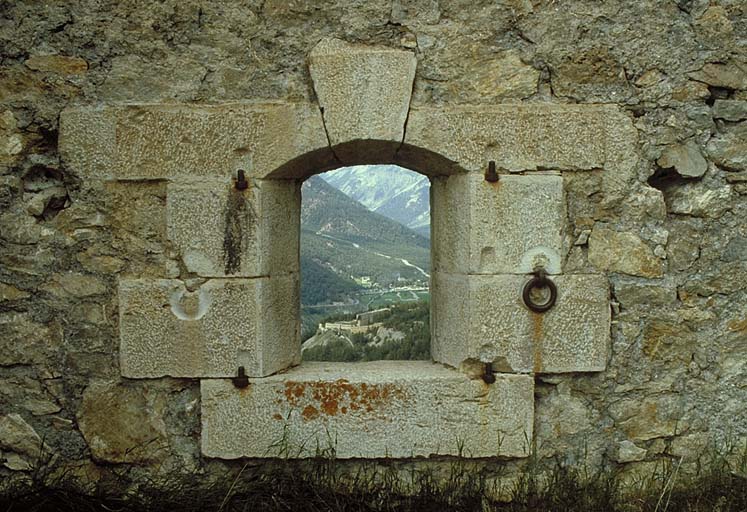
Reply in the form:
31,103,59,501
201,362,533,459
24,54,88,75
689,61,747,90
432,173,565,275
308,38,416,162
706,133,747,172
119,275,300,378
0,313,62,367
664,183,733,219
431,272,609,374
58,107,116,181
615,440,647,463
464,50,540,102
0,376,60,416
610,395,682,442
588,225,664,278
550,47,630,102
404,105,608,174
59,103,333,181
166,179,299,277
713,100,747,121
77,381,168,464
656,142,707,178
0,414,42,465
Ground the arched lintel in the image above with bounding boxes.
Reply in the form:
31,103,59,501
265,139,468,181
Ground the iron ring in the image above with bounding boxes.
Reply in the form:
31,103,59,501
522,271,557,313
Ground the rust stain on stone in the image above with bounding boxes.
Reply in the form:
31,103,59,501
301,405,319,420
281,379,406,417
321,399,338,416
222,184,256,275
532,312,544,373
272,413,283,421
284,381,306,402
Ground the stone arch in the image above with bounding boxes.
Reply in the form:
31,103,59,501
266,138,467,181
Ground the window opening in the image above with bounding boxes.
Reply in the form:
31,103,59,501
300,165,431,362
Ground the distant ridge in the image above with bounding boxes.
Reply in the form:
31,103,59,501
321,165,431,238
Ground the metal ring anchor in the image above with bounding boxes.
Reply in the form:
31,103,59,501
522,269,557,313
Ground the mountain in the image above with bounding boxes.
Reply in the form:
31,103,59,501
300,176,430,306
302,174,429,249
374,181,430,238
321,165,431,237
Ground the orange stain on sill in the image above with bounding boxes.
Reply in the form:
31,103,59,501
280,379,407,419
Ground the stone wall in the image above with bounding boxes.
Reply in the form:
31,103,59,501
1,0,746,489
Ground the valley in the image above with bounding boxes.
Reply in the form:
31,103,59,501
300,167,432,355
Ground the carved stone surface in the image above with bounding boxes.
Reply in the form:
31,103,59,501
201,361,533,459
309,38,416,162
166,179,299,277
432,173,565,275
432,272,610,374
59,103,333,180
405,105,610,173
119,275,300,378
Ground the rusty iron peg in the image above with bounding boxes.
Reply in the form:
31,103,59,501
482,362,496,384
232,366,249,388
235,169,249,190
485,161,499,182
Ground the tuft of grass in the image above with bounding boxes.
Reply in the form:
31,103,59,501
1,440,746,512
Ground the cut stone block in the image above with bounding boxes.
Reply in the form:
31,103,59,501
309,38,416,163
58,107,117,181
167,179,299,277
201,361,533,459
119,275,299,378
432,173,565,275
431,272,609,374
59,102,333,181
403,105,615,174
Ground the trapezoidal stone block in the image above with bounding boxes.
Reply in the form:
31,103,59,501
431,173,566,275
167,179,299,278
59,102,333,181
201,361,533,459
431,272,609,374
119,275,300,378
309,38,416,163
403,104,616,174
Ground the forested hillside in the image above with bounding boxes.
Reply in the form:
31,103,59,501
302,300,430,362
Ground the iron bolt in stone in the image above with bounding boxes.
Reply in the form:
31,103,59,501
485,160,499,182
232,366,249,388
235,169,248,190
